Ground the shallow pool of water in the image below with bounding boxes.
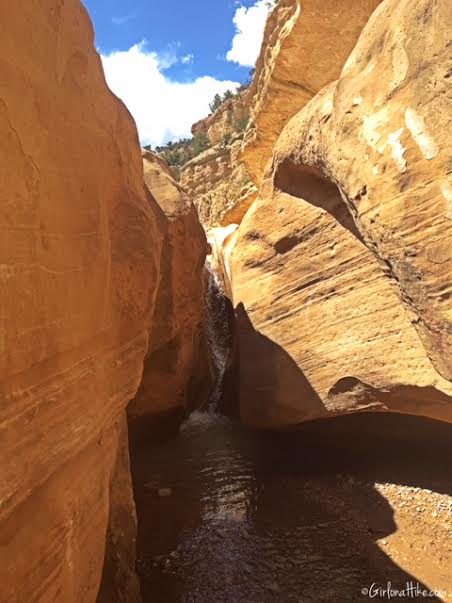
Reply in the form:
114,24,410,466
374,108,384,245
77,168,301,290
131,411,451,602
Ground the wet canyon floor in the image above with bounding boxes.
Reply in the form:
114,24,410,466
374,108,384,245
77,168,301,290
131,412,452,603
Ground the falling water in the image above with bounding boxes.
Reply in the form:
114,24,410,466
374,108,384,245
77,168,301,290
203,260,234,409
130,247,452,603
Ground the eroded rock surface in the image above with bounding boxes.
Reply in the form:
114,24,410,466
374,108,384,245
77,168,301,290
181,143,257,229
240,0,382,185
192,94,249,146
231,0,452,428
207,225,239,301
180,97,257,229
1,3,160,602
97,415,142,603
128,151,210,433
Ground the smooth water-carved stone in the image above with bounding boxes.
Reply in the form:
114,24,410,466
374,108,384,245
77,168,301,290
231,0,452,428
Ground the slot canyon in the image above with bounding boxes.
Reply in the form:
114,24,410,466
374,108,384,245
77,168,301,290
1,0,451,602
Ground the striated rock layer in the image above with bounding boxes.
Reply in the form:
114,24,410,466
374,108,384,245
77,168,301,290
192,94,249,147
1,2,166,602
180,95,257,230
240,0,382,185
128,151,210,433
180,139,257,229
231,0,452,428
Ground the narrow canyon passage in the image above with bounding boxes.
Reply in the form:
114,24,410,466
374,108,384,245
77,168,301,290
130,408,452,602
2,1,450,602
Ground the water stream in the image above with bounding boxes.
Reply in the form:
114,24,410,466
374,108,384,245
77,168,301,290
130,264,451,602
203,263,232,408
131,411,451,602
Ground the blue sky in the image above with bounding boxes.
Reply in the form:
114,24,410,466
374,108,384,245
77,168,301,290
81,0,273,146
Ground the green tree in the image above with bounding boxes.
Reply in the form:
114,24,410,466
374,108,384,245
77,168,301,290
153,132,211,180
222,89,234,102
209,93,223,113
192,132,209,156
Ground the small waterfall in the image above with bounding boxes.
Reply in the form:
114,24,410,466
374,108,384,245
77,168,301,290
204,260,235,410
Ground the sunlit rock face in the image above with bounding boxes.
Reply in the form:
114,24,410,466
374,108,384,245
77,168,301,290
0,2,163,602
128,151,211,431
191,94,249,147
181,95,257,230
240,0,382,186
180,143,257,230
207,224,239,300
231,0,452,429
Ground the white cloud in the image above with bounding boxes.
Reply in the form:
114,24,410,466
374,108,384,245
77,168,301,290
155,42,181,70
101,42,239,147
181,53,194,65
226,0,274,67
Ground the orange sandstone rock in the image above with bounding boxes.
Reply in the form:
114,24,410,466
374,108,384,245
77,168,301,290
231,0,452,428
180,144,257,230
181,95,257,229
192,94,249,147
128,151,209,430
0,2,162,601
240,0,382,185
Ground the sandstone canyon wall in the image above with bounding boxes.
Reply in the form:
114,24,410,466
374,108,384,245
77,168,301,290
230,0,452,428
185,0,383,267
128,150,209,435
239,0,382,185
0,2,209,602
191,94,249,147
180,95,257,229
